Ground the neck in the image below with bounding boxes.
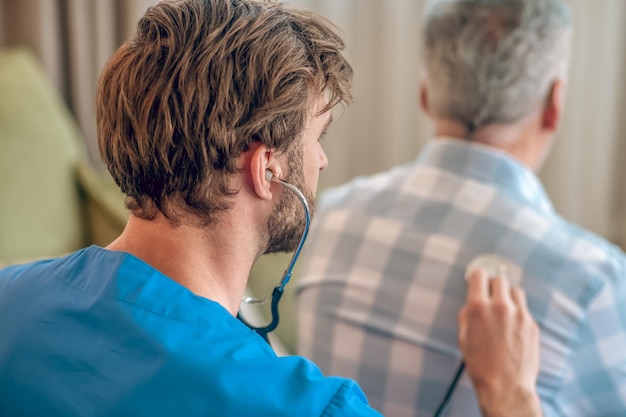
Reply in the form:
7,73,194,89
107,211,259,316
433,114,551,171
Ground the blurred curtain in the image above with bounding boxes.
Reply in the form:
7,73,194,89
1,0,625,247
295,0,626,248
0,0,153,161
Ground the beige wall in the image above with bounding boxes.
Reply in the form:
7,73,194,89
0,2,4,45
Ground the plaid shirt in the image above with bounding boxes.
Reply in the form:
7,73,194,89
296,138,626,417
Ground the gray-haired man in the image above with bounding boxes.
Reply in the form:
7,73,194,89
297,0,626,416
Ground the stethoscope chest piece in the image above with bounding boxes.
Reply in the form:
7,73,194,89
465,253,523,286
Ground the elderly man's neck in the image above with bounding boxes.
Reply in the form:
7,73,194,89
433,113,553,172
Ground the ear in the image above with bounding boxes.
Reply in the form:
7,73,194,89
542,79,565,132
249,144,283,201
419,73,431,116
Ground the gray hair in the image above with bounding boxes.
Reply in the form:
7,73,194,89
422,0,572,132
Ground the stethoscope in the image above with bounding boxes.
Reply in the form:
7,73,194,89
237,169,311,344
433,254,510,417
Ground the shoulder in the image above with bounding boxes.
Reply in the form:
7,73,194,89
318,163,419,213
204,350,380,416
549,215,626,289
270,355,381,416
0,249,83,283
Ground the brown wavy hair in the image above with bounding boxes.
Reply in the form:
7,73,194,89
97,0,352,225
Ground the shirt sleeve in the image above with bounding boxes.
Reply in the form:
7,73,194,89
321,380,384,417
548,279,626,416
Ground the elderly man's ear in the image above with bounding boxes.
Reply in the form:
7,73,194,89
542,79,565,133
419,75,432,117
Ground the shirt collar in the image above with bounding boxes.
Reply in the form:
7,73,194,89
416,137,554,215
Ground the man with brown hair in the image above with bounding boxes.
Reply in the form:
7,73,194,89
0,0,540,416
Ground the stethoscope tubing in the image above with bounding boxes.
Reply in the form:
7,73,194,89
433,361,465,417
237,176,311,343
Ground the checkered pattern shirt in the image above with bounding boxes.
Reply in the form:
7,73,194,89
296,138,626,417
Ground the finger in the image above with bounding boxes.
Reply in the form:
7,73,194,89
457,307,467,345
489,275,511,302
466,268,489,303
510,286,528,310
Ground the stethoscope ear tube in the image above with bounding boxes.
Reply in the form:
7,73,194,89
237,176,311,345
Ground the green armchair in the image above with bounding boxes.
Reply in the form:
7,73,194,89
0,48,127,266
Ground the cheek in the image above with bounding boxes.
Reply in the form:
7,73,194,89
305,158,319,184
312,142,327,168
303,145,323,188
318,145,328,170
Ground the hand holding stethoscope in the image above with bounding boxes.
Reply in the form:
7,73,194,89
433,254,512,417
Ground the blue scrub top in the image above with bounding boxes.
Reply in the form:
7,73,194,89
0,246,381,416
